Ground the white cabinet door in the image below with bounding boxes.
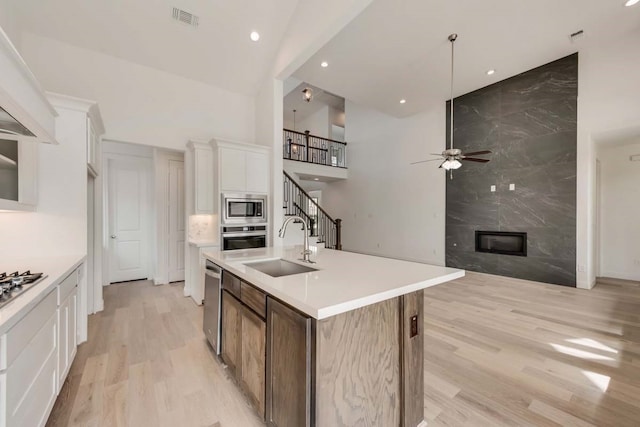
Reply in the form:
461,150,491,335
194,147,214,214
220,147,246,192
57,295,69,392
4,305,58,427
246,151,269,194
68,290,78,366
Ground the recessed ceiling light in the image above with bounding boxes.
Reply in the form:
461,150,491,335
399,99,406,104
486,69,496,75
250,31,260,42
321,61,328,68
314,178,319,181
625,0,639,6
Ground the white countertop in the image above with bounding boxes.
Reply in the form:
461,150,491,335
0,254,85,334
188,239,219,248
203,246,464,319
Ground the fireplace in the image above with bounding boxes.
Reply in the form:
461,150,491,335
475,231,527,257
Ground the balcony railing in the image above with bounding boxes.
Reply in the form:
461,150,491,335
283,129,347,168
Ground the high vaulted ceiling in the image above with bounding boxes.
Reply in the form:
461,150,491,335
14,0,299,95
293,0,640,118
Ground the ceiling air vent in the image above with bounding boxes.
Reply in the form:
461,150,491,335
172,7,199,27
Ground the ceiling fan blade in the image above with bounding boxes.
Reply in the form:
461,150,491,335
410,158,443,165
462,157,490,163
463,150,492,156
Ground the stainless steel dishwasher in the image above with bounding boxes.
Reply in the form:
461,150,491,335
203,260,222,355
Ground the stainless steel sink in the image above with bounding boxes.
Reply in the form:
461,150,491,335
244,259,317,277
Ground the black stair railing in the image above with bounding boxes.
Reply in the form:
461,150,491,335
283,171,342,250
283,129,347,168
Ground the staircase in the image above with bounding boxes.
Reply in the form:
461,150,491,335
283,171,342,250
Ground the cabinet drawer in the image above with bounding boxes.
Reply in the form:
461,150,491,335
222,270,241,299
0,289,57,370
57,268,78,305
241,282,266,319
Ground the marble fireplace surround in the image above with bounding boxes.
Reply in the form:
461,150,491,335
446,54,577,287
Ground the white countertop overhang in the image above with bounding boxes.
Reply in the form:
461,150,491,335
0,254,85,334
203,246,464,319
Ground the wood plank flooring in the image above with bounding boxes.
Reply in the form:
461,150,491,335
423,274,640,427
46,274,640,426
46,280,264,427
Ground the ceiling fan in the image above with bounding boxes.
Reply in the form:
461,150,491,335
412,34,492,177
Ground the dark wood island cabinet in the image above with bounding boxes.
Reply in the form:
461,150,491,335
217,269,425,427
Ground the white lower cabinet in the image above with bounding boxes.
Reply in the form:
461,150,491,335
1,290,58,427
57,269,78,392
0,265,80,427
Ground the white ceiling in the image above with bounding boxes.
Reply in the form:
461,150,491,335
293,0,640,118
14,0,299,95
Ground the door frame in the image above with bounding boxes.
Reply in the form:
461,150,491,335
102,150,153,285
154,149,185,285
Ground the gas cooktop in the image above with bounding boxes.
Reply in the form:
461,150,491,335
0,271,47,309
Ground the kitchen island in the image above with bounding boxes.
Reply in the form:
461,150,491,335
203,246,464,427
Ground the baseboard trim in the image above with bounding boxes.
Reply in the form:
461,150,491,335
600,271,640,282
417,421,428,427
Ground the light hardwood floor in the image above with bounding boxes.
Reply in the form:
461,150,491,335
46,280,264,427
46,274,640,427
423,273,640,427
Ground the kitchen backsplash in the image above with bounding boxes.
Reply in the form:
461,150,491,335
189,214,218,241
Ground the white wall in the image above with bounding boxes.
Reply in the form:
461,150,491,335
321,99,446,265
0,109,87,258
19,32,256,151
597,142,640,281
300,106,330,138
576,27,640,288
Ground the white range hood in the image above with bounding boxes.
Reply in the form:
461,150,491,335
0,25,58,144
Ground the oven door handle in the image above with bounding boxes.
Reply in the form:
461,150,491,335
222,232,267,238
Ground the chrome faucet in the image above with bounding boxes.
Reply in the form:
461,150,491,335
278,216,314,263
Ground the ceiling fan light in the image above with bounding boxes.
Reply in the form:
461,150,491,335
450,159,462,169
441,160,453,170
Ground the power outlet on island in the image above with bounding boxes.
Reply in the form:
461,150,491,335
410,315,419,338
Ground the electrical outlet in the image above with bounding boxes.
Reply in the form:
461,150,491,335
509,183,516,191
410,315,419,338
578,265,586,273
490,185,496,192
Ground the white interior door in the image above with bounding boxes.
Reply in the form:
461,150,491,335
168,159,185,282
108,157,150,283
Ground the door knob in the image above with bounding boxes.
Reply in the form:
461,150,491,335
110,235,116,239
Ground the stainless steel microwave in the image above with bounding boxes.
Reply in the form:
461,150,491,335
221,193,267,224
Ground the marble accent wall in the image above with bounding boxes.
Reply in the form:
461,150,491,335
445,54,577,287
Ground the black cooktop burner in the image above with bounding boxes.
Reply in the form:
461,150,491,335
0,270,46,309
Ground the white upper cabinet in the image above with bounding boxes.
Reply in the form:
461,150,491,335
46,93,105,177
245,151,269,194
187,140,215,215
219,147,248,192
0,135,38,211
216,141,270,194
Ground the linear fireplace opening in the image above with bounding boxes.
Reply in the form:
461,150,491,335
475,231,527,257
